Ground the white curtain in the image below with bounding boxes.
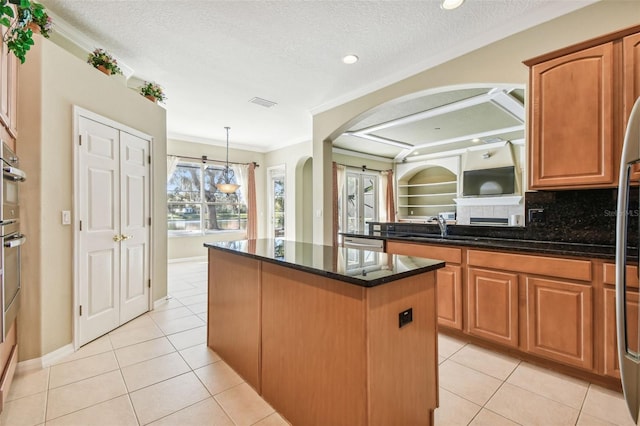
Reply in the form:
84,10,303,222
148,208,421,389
232,163,249,203
334,163,346,242
167,155,180,183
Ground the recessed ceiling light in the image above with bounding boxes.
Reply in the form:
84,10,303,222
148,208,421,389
472,138,481,143
342,54,359,65
441,0,465,10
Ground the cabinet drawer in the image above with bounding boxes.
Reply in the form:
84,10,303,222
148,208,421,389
467,250,591,281
387,241,461,264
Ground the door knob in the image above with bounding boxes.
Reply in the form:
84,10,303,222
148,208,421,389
121,234,133,240
113,235,123,242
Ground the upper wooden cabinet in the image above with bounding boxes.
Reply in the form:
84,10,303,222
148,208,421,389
0,16,18,143
529,43,615,189
527,26,640,189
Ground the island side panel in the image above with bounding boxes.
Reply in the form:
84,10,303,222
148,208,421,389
207,249,261,391
261,262,368,426
366,271,438,426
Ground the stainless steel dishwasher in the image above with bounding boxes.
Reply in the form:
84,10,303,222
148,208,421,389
343,236,385,252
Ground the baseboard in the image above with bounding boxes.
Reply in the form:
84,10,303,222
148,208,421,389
17,342,75,371
168,256,207,264
153,296,174,309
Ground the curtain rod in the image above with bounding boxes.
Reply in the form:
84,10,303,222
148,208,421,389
335,162,390,173
168,154,259,167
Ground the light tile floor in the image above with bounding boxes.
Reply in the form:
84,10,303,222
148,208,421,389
0,259,635,425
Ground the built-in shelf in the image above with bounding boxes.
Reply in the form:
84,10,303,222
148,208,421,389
397,166,458,218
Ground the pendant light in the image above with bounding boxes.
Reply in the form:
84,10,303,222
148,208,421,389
216,126,240,194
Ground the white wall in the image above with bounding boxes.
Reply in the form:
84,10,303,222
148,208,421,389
167,138,266,260
18,36,167,360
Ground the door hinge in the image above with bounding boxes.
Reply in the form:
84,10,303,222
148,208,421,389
79,220,82,231
148,217,151,226
148,155,151,164
79,305,82,316
79,135,82,146
148,279,151,289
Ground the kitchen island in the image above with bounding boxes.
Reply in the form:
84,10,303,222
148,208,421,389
204,239,444,426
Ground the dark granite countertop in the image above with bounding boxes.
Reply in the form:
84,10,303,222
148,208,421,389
342,231,638,261
204,239,445,288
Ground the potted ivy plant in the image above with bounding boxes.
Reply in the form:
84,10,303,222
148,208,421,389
19,1,51,38
87,48,122,76
139,81,166,103
0,0,52,63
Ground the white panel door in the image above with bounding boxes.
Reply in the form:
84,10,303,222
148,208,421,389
77,116,151,346
78,116,121,345
119,131,150,324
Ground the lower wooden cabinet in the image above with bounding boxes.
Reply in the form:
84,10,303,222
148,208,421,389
604,287,639,378
437,265,463,330
524,276,593,370
386,241,463,330
467,268,519,348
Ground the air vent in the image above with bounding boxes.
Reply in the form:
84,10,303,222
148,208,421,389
249,97,277,108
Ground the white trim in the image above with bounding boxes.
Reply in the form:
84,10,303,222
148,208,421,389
332,147,394,164
168,256,207,264
41,344,76,367
16,357,44,372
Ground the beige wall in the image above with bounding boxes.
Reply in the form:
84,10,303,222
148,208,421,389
18,37,168,360
313,0,640,244
167,138,266,260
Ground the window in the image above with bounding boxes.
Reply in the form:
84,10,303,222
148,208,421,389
269,167,285,238
167,162,246,235
343,171,378,233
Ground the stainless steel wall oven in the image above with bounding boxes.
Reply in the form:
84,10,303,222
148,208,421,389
1,143,25,341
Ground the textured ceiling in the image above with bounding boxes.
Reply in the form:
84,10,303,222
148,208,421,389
40,0,594,151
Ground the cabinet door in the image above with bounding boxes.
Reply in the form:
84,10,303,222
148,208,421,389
603,287,639,378
525,276,593,370
623,32,640,180
467,268,519,348
437,265,462,330
529,43,614,188
0,17,18,139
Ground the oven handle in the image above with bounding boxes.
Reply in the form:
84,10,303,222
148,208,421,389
3,166,26,182
4,234,25,248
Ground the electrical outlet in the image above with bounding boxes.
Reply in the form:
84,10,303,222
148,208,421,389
399,308,413,328
528,208,545,224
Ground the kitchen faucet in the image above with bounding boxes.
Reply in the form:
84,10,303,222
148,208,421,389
437,214,448,237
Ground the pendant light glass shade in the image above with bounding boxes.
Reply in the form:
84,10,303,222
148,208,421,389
216,126,240,194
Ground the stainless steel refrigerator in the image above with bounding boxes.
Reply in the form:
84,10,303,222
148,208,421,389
617,96,640,424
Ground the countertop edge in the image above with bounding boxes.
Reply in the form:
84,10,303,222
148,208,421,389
204,242,445,287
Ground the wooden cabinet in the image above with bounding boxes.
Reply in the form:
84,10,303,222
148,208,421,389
0,9,18,146
603,287,639,378
524,276,593,370
387,241,463,330
602,262,639,378
467,267,519,348
528,43,615,189
526,26,640,189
